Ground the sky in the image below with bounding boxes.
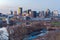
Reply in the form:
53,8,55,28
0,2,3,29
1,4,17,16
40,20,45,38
0,0,60,14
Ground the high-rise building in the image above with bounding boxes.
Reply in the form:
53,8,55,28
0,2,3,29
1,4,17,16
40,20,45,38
18,7,23,16
29,12,32,17
53,10,58,16
32,11,37,18
39,12,41,18
39,11,45,18
22,11,27,17
10,10,13,15
36,12,39,18
28,9,31,14
45,9,51,18
42,11,45,16
14,11,17,16
0,13,2,15
27,9,33,17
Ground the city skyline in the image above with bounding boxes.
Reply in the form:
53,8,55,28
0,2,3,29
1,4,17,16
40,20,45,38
0,0,60,14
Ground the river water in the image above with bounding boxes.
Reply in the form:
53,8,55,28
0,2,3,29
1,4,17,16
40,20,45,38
23,29,48,40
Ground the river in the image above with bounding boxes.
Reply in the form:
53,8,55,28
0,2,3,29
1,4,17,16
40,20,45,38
23,29,48,40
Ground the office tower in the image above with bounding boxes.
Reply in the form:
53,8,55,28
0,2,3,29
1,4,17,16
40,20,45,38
28,9,31,14
14,11,17,16
42,11,45,16
22,11,27,17
18,7,23,16
10,10,13,15
39,11,45,18
27,9,33,17
39,11,41,17
36,12,39,18
22,11,29,20
53,10,58,16
32,11,37,18
45,9,51,18
0,13,2,17
0,13,2,15
50,11,54,17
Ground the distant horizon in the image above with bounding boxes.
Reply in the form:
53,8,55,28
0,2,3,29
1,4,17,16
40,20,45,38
0,0,60,14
